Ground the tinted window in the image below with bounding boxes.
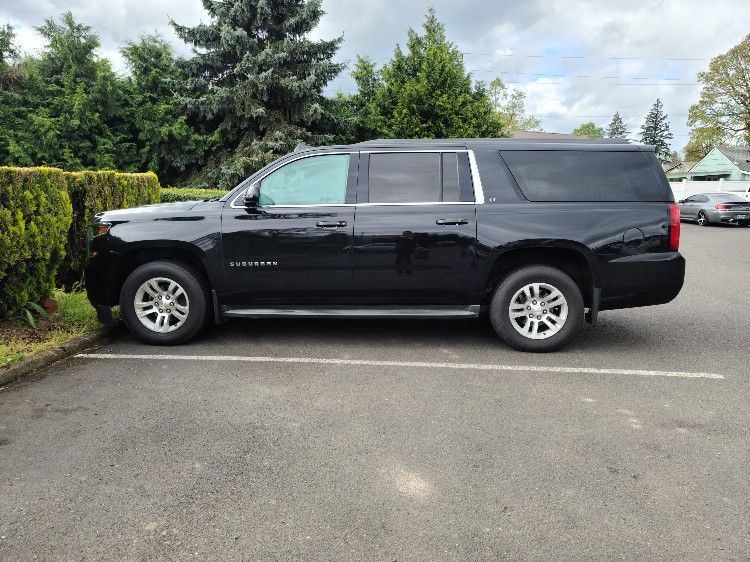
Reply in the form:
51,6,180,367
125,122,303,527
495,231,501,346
259,154,349,205
369,153,440,203
501,150,665,202
442,152,460,202
693,195,709,203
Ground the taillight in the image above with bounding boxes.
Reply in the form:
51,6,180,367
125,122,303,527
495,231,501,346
668,203,680,251
714,203,731,210
96,224,111,236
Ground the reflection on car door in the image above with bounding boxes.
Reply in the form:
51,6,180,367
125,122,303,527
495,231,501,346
353,151,481,304
221,152,358,306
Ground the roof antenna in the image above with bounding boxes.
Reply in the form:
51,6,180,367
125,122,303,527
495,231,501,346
294,141,308,152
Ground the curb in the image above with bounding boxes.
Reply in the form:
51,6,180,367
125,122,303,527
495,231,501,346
0,324,121,387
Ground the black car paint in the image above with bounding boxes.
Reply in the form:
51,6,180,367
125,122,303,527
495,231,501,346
85,140,685,321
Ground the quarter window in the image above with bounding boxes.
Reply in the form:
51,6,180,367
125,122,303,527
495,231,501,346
501,150,665,202
259,154,350,206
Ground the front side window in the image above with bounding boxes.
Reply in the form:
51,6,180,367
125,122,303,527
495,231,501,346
259,154,350,206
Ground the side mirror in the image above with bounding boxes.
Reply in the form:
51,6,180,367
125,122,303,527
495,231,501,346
677,199,684,203
243,182,260,208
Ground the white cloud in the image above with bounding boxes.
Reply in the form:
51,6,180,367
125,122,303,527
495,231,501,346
2,0,748,152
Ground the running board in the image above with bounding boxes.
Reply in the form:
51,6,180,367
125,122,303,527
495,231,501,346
221,305,481,319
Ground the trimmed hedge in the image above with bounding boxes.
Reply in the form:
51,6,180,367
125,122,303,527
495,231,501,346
61,171,160,286
0,167,73,316
160,187,227,202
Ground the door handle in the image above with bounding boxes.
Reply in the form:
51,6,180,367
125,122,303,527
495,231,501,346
436,218,469,225
316,220,347,228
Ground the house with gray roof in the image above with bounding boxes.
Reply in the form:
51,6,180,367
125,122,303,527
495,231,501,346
667,146,750,181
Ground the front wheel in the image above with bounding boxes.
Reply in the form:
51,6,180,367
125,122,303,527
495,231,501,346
490,266,584,352
120,261,207,345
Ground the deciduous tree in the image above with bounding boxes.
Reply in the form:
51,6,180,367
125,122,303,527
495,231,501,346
572,121,604,139
488,77,541,132
687,34,750,152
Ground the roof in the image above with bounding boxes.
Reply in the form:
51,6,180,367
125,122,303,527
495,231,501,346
511,131,588,140
716,145,750,170
342,137,641,152
664,161,697,174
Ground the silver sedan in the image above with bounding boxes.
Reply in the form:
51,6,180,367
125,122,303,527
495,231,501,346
677,193,750,227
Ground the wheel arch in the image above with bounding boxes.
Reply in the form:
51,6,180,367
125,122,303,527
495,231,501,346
107,243,215,305
483,242,599,307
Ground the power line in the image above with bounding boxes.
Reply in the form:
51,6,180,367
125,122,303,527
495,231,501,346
461,52,710,61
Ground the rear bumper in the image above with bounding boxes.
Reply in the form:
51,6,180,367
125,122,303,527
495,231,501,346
599,252,685,311
717,212,750,224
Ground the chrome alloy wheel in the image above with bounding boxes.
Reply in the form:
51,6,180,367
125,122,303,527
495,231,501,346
133,277,190,333
697,211,707,226
508,282,568,340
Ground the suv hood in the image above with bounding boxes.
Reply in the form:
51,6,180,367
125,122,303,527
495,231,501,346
96,200,206,222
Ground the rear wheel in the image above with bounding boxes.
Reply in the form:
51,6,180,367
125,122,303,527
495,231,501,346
697,211,709,227
120,261,207,345
490,265,584,352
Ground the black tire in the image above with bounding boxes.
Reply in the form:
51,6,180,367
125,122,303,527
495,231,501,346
489,265,584,352
697,211,709,227
120,260,207,345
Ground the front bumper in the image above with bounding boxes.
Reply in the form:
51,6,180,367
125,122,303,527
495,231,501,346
599,252,685,311
84,250,120,306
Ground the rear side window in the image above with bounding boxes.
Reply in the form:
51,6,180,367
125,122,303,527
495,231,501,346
367,152,467,203
368,153,440,203
500,150,665,202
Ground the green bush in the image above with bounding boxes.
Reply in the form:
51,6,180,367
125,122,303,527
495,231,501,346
0,167,73,317
61,171,161,286
160,187,227,202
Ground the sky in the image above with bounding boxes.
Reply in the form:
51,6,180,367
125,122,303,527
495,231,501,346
2,0,749,153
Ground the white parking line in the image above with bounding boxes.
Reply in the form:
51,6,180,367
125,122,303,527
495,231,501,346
75,353,725,380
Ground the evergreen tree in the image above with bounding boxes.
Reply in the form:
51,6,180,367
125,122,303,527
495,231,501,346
367,9,505,139
640,98,673,163
328,56,381,143
606,111,629,138
171,0,345,187
0,13,133,170
121,34,207,184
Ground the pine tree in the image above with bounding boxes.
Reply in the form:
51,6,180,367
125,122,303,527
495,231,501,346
606,111,629,139
171,0,344,187
368,9,505,139
639,98,673,163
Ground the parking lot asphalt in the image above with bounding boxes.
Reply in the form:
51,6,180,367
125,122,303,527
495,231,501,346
1,223,748,560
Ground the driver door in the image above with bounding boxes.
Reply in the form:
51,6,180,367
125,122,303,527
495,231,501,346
221,152,358,306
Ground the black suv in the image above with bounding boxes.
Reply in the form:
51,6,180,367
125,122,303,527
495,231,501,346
85,139,684,352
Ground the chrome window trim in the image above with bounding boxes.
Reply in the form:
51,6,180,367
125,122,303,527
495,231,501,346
229,149,484,209
467,150,484,204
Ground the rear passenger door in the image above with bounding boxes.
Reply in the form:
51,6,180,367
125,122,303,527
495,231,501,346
353,151,480,304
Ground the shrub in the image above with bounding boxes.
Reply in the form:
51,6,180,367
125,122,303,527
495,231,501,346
61,171,161,286
0,167,73,317
160,187,227,202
